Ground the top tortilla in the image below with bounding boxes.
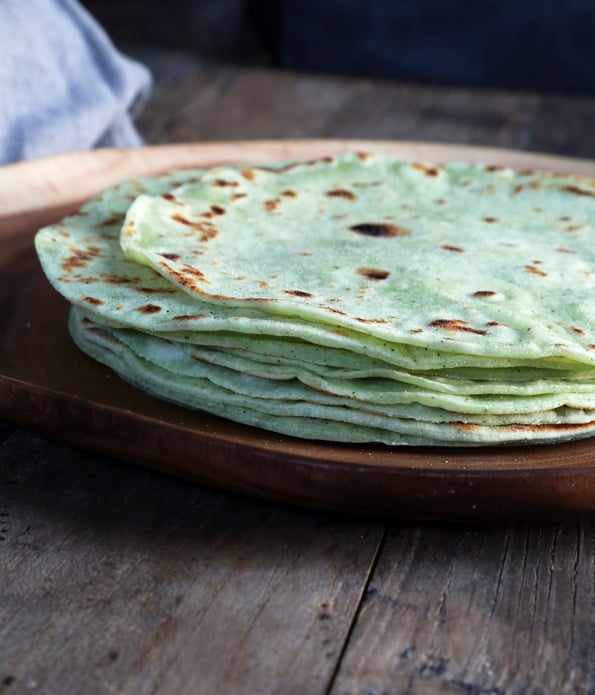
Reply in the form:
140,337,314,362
119,152,595,367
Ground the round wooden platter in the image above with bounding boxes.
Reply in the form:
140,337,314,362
2,139,595,521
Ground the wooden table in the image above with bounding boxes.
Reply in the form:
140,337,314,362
3,49,595,693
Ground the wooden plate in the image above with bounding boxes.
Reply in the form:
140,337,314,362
2,139,595,521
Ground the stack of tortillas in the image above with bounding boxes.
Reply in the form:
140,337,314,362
35,152,595,446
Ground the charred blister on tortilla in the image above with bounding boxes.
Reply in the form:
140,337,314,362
349,223,410,237
357,268,390,281
325,188,356,200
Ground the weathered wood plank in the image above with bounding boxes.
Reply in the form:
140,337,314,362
134,51,543,151
330,522,595,694
0,430,383,694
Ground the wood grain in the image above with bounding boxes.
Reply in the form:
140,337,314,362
0,429,383,694
331,521,595,694
134,60,542,151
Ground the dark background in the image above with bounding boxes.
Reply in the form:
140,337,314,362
84,0,595,94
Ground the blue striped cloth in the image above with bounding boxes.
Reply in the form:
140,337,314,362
0,0,151,164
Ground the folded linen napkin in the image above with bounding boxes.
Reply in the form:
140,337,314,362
0,0,151,164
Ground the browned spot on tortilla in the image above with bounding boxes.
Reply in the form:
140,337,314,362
513,185,524,194
519,169,535,176
529,181,542,190
136,304,162,314
325,188,356,200
173,314,210,321
241,168,255,181
199,226,218,242
349,222,410,238
356,151,372,161
435,198,447,205
563,185,595,198
559,215,572,221
533,207,543,213
83,296,104,306
410,328,424,334
243,297,277,303
525,265,548,277
441,244,464,253
123,220,136,237
358,267,390,281
321,306,348,316
412,162,439,177
296,251,313,256
172,213,194,226
136,286,177,294
210,205,226,216
565,225,585,232
355,317,389,324
589,344,595,350
264,199,280,212
453,422,478,432
232,193,247,201
177,264,208,283
509,422,595,433
556,247,576,254
486,164,505,171
212,179,239,188
100,274,137,285
61,245,102,272
98,214,125,227
160,252,181,260
281,189,297,198
473,290,498,298
428,318,488,336
283,289,313,298
571,326,586,335
483,217,499,223
171,214,218,242
161,193,177,201
159,263,199,292
486,321,504,327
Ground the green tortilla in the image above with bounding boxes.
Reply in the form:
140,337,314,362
121,152,595,367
